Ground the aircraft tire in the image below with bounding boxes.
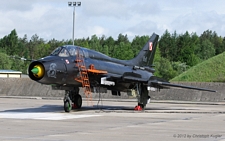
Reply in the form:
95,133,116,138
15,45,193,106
74,94,82,109
64,100,72,112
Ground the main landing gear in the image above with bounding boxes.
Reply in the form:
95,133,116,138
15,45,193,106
134,83,151,111
63,87,82,112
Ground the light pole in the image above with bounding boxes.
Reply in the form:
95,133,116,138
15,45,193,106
68,2,81,45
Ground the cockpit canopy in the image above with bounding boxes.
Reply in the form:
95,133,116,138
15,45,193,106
50,46,78,57
50,45,110,61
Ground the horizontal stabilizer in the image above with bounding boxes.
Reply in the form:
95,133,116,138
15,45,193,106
151,81,216,92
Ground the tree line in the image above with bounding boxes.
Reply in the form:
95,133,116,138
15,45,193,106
0,29,225,80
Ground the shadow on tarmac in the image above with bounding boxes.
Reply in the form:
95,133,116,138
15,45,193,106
0,104,194,114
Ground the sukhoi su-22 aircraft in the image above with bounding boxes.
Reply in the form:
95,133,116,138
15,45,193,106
28,33,216,112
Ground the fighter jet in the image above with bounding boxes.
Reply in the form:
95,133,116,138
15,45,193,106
28,33,216,112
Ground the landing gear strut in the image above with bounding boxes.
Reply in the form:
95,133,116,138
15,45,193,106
63,87,82,112
134,83,150,111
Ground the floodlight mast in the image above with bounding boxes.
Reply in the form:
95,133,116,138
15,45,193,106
68,2,81,45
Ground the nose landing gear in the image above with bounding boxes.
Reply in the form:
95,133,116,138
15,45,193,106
64,98,72,113
63,87,82,112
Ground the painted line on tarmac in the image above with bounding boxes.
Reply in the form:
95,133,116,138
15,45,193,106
0,112,102,120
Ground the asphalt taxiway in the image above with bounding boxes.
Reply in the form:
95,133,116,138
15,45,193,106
0,97,225,141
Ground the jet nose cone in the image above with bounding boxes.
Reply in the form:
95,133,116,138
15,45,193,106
31,67,39,74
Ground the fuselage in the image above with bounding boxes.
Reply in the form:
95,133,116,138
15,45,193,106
28,45,153,91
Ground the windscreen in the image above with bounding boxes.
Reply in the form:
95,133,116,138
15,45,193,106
50,47,62,56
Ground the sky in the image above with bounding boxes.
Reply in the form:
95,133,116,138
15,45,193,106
1,0,225,41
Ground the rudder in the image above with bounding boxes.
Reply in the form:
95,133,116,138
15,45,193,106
128,33,159,67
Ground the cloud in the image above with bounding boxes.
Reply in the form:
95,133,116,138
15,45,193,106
123,20,160,39
0,1,72,40
82,0,131,19
1,0,225,41
0,0,34,12
170,11,225,35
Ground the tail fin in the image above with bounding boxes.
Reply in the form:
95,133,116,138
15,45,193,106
129,33,159,67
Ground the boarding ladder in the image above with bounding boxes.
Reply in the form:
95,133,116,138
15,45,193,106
75,47,92,102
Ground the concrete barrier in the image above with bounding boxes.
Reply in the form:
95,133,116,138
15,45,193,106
0,78,64,97
153,82,225,102
0,78,224,102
